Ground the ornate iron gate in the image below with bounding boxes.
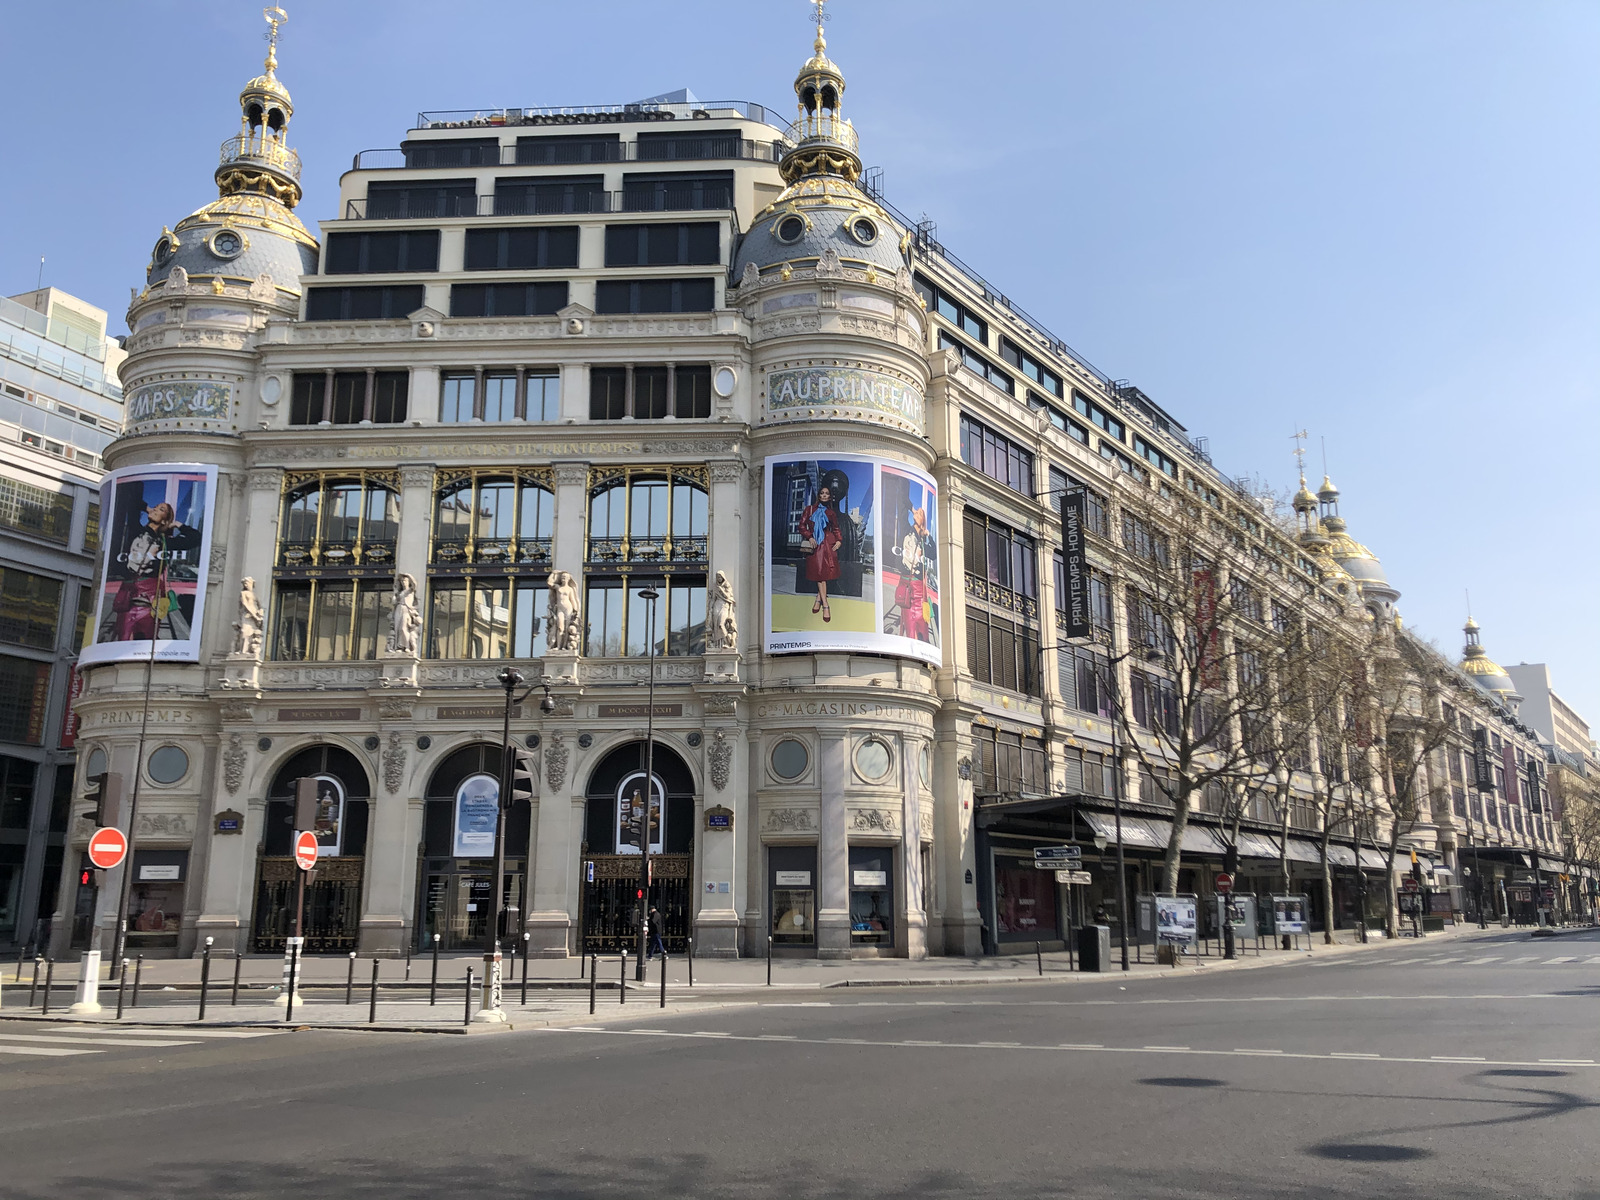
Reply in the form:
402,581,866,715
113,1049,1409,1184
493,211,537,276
581,854,691,954
253,857,363,952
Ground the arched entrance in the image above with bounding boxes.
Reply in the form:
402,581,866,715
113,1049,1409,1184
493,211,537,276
581,740,695,954
416,743,532,951
252,745,370,953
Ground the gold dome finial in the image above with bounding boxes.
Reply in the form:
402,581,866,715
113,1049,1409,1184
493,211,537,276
215,6,304,213
781,0,862,184
264,6,287,78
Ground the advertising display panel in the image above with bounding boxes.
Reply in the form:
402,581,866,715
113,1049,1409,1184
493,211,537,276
82,463,217,666
1154,895,1198,946
764,454,940,666
453,773,499,859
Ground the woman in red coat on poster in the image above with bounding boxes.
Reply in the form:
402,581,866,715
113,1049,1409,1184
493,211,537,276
798,484,843,623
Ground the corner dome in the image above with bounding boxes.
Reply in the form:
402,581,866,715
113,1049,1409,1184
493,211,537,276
734,178,907,278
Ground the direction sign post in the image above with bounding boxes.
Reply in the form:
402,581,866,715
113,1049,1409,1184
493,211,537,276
1034,845,1082,870
1055,869,1093,886
87,827,128,871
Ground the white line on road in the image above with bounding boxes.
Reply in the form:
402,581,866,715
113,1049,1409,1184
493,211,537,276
1543,957,1578,964
0,1045,100,1057
1426,957,1462,965
1540,1058,1596,1064
1143,1045,1190,1051
1463,957,1502,965
1431,1056,1487,1062
0,1033,198,1048
1233,1048,1285,1055
1584,957,1600,965
1331,1052,1381,1059
1503,957,1540,964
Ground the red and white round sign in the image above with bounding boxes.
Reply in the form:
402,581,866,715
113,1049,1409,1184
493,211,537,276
293,830,319,871
87,827,128,870
1214,873,1234,894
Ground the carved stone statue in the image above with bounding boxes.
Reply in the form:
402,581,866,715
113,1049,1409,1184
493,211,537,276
388,572,422,655
708,570,738,651
546,571,582,652
167,265,188,292
231,576,264,656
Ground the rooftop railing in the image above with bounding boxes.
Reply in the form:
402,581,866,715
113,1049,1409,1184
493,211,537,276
783,113,858,154
342,186,736,220
415,100,783,130
220,133,302,180
351,137,783,171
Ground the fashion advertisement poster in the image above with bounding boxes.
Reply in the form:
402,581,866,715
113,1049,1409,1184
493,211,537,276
82,463,217,667
1272,895,1308,934
453,772,499,859
763,454,940,666
309,773,345,857
615,771,664,855
1154,895,1198,945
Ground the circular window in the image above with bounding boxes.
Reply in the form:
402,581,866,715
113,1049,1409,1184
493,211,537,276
85,747,107,778
153,237,174,266
848,217,878,245
771,739,809,780
776,215,806,244
854,737,893,783
712,366,738,398
148,745,189,785
209,229,245,259
919,744,931,789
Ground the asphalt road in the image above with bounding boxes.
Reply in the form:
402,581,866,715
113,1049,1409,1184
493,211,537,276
3,926,1597,1200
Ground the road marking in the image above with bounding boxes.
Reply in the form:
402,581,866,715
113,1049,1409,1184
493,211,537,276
547,1028,1600,1071
1584,957,1600,965
1503,957,1540,964
0,1033,198,1048
1431,1055,1487,1062
1540,1058,1596,1064
0,1045,100,1057
1233,1048,1285,1055
764,1003,830,1008
1463,957,1501,965
1058,1043,1103,1049
1543,957,1577,964
901,1040,944,1046
1427,957,1461,965
692,1031,731,1038
756,1034,797,1040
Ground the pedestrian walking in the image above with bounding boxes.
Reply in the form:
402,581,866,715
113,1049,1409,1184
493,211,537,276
646,906,666,961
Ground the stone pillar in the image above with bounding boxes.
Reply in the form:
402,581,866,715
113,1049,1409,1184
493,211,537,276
560,363,589,424
360,713,417,956
900,737,928,958
394,466,435,591
551,462,589,582
816,733,850,958
411,366,440,425
526,731,575,955
693,725,741,956
192,728,258,953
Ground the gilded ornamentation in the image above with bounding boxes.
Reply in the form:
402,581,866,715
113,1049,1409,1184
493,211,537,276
708,729,732,792
382,731,405,794
223,732,247,795
763,808,815,832
545,737,569,791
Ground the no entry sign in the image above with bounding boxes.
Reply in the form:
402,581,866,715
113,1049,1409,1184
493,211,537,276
87,827,128,870
1214,873,1234,894
293,830,318,871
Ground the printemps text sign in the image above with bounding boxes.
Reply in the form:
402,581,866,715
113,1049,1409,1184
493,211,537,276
127,381,231,426
766,366,924,430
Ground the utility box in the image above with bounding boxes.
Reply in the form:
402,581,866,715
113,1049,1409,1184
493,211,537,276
1077,923,1111,973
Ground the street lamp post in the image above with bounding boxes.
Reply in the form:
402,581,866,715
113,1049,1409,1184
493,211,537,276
1351,797,1367,944
1102,657,1131,973
635,585,659,982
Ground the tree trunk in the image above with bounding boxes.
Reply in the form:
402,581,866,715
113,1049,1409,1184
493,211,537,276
1161,784,1191,895
1319,826,1336,945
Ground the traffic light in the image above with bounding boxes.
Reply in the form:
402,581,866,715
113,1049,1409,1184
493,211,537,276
509,749,537,806
293,777,318,831
81,772,122,827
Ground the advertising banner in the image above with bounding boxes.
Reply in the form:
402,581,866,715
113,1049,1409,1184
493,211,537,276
764,454,940,666
1154,895,1197,946
453,772,499,859
616,771,665,855
1271,894,1308,934
81,463,217,667
309,773,345,857
1060,490,1091,639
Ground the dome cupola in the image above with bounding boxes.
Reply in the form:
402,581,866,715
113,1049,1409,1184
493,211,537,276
779,0,862,185
1461,617,1520,702
217,6,303,210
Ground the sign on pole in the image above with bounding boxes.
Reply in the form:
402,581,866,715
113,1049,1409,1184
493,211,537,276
1056,869,1093,885
293,830,318,872
1214,873,1233,894
87,827,128,870
1034,845,1082,869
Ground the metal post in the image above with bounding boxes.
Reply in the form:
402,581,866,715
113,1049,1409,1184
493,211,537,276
132,955,143,1008
14,942,23,984
284,939,299,1023
687,937,694,989
231,952,242,1006
767,934,773,986
198,941,212,1021
1352,805,1366,944
636,585,659,982
1474,836,1487,929
521,932,530,1006
620,951,627,1004
589,953,597,1014
369,958,379,1023
1036,941,1043,976
430,933,440,1004
464,967,474,1026
405,943,412,983
27,957,40,1006
115,962,127,1019
659,951,667,1008
41,959,53,1014
346,951,356,1004
111,629,159,976
484,665,522,1023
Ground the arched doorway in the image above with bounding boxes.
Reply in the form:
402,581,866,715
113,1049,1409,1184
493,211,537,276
252,745,371,953
581,741,695,954
417,743,532,952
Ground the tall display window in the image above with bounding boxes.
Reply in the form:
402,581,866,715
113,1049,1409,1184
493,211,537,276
994,853,1058,942
768,844,817,948
848,845,895,948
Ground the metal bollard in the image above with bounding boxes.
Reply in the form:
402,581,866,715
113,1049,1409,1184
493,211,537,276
41,959,53,1014
659,952,667,1009
1037,941,1043,977
369,958,379,1024
589,953,597,1015
198,942,213,1021
767,935,773,986
346,952,357,1004
405,944,412,983
687,937,694,989
429,933,440,1006
27,956,41,1006
231,951,242,1006
284,940,300,1023
464,967,474,1026
115,961,128,1019
620,952,627,1005
521,932,530,1006
14,943,23,984
132,955,143,1008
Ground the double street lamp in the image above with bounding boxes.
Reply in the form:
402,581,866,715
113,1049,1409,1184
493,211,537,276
635,585,660,981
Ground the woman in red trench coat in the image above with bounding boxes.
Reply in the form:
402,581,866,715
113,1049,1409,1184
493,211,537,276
798,485,843,623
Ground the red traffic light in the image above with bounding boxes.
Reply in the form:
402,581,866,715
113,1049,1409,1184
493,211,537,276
636,889,644,899
80,869,91,886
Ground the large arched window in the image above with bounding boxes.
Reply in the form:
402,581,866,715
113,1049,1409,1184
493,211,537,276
584,466,708,658
583,740,696,856
273,473,400,661
429,468,554,660
263,745,372,857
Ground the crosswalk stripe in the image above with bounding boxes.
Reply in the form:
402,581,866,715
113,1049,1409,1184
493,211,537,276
0,1033,198,1048
1583,957,1600,965
1504,957,1539,964
1464,957,1501,965
1543,957,1577,964
0,1045,100,1057
1427,957,1461,965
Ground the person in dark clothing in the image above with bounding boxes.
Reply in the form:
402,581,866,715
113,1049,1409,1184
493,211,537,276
647,906,666,960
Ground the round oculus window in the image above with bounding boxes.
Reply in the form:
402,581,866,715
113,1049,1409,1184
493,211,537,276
85,747,107,778
771,739,809,780
153,237,175,266
712,366,737,398
919,744,931,789
854,737,893,783
210,229,245,259
848,217,878,245
148,745,189,785
776,215,806,244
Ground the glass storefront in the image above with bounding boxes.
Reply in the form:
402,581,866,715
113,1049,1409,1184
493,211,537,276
420,865,525,950
768,845,817,947
994,855,1058,942
848,846,894,948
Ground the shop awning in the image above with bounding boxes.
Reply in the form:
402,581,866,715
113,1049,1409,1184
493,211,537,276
1286,838,1325,865
1077,812,1230,856
1235,831,1285,860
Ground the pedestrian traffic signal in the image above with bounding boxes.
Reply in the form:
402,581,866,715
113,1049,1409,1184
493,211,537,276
293,776,318,831
81,772,122,827
509,749,537,805
80,868,91,887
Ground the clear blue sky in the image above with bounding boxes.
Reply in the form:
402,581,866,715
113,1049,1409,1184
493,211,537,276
3,1,1595,725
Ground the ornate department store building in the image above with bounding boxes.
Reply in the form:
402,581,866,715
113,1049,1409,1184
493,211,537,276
60,12,1571,963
